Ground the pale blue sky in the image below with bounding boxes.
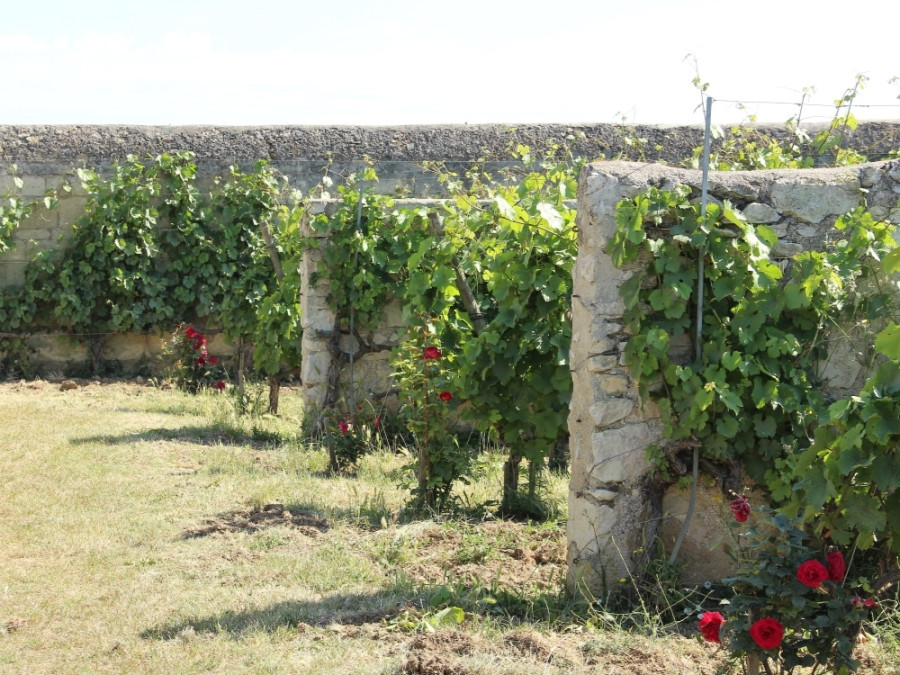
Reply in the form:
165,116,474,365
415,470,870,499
2,0,898,126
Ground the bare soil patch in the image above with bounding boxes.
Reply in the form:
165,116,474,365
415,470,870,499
182,503,330,538
401,632,479,675
399,520,566,592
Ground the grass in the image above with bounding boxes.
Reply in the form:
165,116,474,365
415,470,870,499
1,380,898,674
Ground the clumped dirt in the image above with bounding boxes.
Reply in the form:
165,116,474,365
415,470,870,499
579,640,726,674
399,520,566,593
392,628,730,675
182,503,330,539
409,632,481,655
400,651,471,675
503,629,554,658
401,632,478,675
1,618,24,635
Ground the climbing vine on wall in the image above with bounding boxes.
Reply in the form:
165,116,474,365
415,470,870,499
0,152,301,392
611,184,900,551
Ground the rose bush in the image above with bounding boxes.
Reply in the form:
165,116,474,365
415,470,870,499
167,324,228,394
698,500,877,673
827,551,846,583
392,317,469,511
323,402,386,472
730,495,750,523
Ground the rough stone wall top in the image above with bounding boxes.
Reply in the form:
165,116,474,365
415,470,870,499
3,121,900,163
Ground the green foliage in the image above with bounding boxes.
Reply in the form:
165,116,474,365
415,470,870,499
686,72,872,171
386,604,466,633
30,153,210,334
0,166,64,255
0,168,66,351
250,202,304,381
443,153,577,466
308,149,579,514
209,161,286,348
307,168,419,334
612,188,895,496
792,329,900,553
411,147,580,511
614,185,900,669
0,153,302,392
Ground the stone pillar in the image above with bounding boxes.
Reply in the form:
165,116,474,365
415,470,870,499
299,202,336,412
567,163,664,594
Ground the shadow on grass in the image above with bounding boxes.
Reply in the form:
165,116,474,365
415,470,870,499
285,498,402,532
70,425,282,447
140,588,414,640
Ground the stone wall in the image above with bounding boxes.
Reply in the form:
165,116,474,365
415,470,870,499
567,159,900,591
3,122,899,372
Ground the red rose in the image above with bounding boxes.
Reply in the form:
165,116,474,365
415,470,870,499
851,596,877,608
185,327,198,339
796,560,829,588
215,380,226,391
422,346,442,360
208,356,219,366
730,495,750,523
749,617,784,650
195,356,206,366
439,391,453,402
698,611,725,643
337,420,349,436
826,551,846,582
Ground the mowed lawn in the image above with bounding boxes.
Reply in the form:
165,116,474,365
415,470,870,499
2,380,896,674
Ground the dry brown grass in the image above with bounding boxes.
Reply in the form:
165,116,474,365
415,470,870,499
0,380,898,674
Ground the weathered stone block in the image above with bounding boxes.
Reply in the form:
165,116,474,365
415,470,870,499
588,355,619,372
660,480,742,584
772,241,804,258
589,398,635,428
600,375,630,395
770,176,859,223
742,202,780,223
588,423,654,484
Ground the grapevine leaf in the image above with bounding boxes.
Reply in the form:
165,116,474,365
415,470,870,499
874,323,900,360
841,493,886,541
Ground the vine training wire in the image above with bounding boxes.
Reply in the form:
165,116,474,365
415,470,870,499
347,179,364,414
668,95,713,566
712,98,900,109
